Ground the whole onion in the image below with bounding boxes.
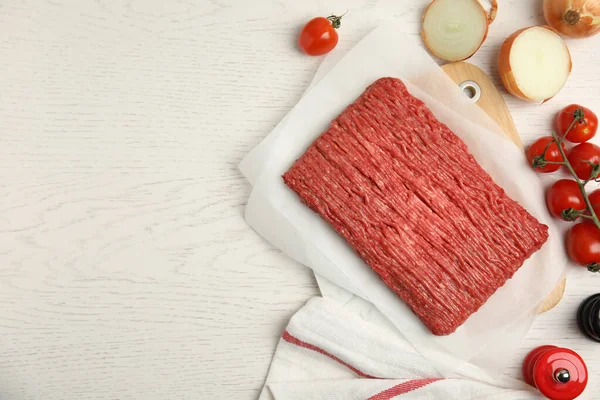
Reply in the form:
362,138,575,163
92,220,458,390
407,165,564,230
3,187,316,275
544,0,600,38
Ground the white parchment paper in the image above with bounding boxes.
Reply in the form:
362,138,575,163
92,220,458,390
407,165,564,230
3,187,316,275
240,24,567,375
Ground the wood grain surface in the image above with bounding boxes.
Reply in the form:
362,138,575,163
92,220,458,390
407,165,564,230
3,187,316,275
1,0,600,399
441,61,522,146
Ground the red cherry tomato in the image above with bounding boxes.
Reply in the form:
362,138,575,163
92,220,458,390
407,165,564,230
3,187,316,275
299,14,344,56
546,179,585,220
589,189,600,217
526,137,567,173
567,142,600,180
557,104,598,143
566,222,600,268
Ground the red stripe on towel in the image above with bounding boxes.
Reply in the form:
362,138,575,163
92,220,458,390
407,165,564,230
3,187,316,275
366,378,442,399
281,330,378,379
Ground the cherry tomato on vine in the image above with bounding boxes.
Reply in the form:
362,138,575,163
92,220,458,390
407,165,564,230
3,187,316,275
298,13,346,56
556,104,598,143
566,222,600,271
546,179,585,220
526,136,567,173
588,189,600,217
567,142,600,180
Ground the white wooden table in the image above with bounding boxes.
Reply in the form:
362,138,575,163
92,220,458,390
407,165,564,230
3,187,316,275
2,1,600,398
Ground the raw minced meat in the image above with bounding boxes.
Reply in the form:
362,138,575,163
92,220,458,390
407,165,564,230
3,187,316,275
283,77,548,336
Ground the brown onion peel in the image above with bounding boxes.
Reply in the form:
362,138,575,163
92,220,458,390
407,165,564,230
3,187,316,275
489,0,498,24
498,27,527,100
422,0,495,62
498,26,572,103
543,0,600,38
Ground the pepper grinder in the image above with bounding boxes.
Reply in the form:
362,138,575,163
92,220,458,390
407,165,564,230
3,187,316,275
522,345,587,400
577,293,600,342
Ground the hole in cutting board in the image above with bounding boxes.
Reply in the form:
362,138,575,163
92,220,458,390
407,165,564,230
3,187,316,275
463,86,476,99
459,80,481,103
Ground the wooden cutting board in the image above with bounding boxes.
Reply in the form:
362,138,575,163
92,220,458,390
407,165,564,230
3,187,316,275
441,62,565,314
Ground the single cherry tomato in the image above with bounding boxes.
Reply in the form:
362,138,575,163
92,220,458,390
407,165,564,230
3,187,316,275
589,189,600,217
298,13,345,56
526,136,567,173
566,222,600,270
557,104,598,143
546,179,585,220
567,142,600,180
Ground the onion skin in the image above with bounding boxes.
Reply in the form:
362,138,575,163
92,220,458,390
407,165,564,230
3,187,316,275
488,0,498,24
421,0,492,62
544,0,600,38
498,27,530,101
498,26,572,103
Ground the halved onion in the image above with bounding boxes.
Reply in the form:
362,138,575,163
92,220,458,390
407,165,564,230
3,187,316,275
422,0,496,62
498,26,572,103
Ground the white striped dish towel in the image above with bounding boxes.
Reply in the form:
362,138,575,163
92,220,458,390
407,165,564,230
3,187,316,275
259,297,543,400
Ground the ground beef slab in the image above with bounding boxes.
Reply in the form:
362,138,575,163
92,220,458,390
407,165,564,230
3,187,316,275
282,77,549,336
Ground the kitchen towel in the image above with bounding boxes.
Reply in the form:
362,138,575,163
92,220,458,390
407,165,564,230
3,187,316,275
259,296,542,400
